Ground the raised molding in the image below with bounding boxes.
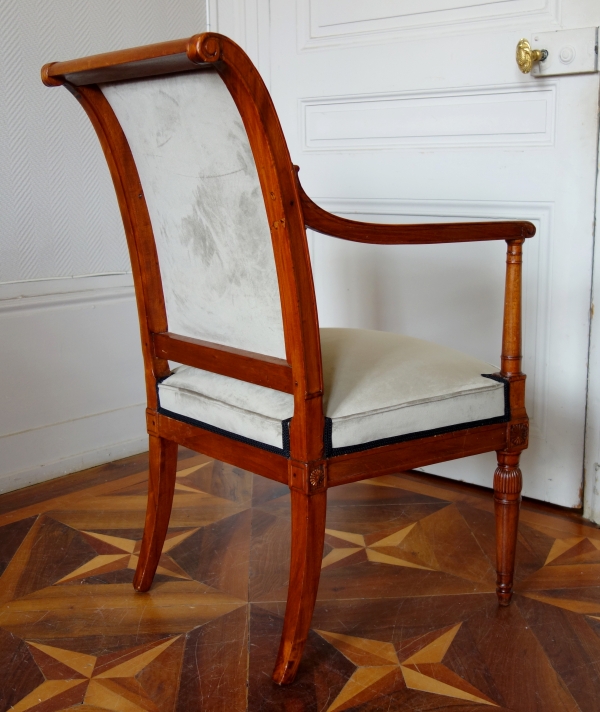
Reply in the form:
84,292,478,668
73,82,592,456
298,0,560,49
302,84,556,151
0,274,134,314
0,272,133,301
310,197,553,440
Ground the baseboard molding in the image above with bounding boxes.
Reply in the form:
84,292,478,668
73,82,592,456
0,403,148,494
0,273,148,494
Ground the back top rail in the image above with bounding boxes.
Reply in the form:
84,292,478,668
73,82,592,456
42,34,211,86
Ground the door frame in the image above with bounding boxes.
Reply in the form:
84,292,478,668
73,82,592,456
583,101,600,524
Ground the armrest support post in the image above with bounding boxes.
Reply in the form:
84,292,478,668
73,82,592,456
501,239,524,378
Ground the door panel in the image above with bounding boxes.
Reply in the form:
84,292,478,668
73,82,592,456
300,0,558,47
302,84,555,150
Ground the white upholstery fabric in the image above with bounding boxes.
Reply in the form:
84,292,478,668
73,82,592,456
158,366,294,450
158,328,505,452
101,71,286,359
321,328,505,450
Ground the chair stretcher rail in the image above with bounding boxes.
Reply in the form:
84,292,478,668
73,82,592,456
153,332,294,393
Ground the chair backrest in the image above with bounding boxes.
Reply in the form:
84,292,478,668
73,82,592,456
101,70,286,359
42,33,325,463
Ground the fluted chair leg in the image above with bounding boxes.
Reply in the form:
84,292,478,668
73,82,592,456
273,488,327,685
494,451,523,606
134,434,178,592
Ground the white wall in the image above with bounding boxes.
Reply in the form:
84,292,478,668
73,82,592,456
0,1,206,492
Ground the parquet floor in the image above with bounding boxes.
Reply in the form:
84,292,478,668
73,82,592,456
1,448,599,711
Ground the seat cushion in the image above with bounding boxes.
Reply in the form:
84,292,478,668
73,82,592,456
321,328,506,454
157,328,507,455
158,366,294,452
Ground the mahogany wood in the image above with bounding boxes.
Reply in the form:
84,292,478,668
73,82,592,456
494,451,523,605
492,238,527,604
272,488,327,684
133,434,178,592
42,39,194,86
42,31,534,686
501,240,525,379
327,422,508,487
297,171,535,245
152,411,289,485
192,36,326,465
57,83,171,410
153,332,294,393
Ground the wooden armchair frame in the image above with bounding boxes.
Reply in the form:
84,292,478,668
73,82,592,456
42,32,535,685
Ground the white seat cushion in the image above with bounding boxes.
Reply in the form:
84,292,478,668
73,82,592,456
321,328,506,454
158,366,294,452
157,328,507,455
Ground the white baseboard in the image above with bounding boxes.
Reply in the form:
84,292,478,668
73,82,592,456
0,414,148,494
0,273,148,493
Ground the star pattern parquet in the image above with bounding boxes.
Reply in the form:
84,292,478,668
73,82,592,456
0,449,599,711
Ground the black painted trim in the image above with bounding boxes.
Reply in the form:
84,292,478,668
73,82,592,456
323,373,510,458
156,373,509,462
156,377,290,458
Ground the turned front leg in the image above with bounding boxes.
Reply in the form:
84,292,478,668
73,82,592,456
494,236,527,606
494,451,522,605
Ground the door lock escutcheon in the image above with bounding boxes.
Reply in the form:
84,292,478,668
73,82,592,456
516,38,548,74
516,28,598,77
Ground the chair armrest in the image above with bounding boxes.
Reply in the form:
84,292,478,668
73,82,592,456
295,170,536,244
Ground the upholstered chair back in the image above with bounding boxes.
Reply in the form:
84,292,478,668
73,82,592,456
101,70,286,360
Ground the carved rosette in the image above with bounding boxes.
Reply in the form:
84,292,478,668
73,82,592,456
309,467,325,491
493,465,523,495
187,33,222,64
510,422,529,448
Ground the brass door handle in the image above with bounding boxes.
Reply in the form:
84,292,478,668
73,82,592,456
516,38,548,73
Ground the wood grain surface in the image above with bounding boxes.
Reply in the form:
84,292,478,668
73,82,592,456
0,447,598,711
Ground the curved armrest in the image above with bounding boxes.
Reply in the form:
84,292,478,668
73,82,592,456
296,171,536,244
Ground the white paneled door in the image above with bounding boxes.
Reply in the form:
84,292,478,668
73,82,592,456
218,1,600,508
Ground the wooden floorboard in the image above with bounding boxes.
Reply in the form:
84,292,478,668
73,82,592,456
0,447,598,711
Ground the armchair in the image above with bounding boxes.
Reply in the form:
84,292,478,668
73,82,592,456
42,32,534,685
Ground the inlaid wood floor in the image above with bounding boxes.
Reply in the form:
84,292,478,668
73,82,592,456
1,448,599,711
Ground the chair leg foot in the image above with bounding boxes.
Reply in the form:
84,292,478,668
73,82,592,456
494,451,522,606
133,434,178,592
272,488,327,685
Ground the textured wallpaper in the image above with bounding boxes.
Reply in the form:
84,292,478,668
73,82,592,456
0,0,206,283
